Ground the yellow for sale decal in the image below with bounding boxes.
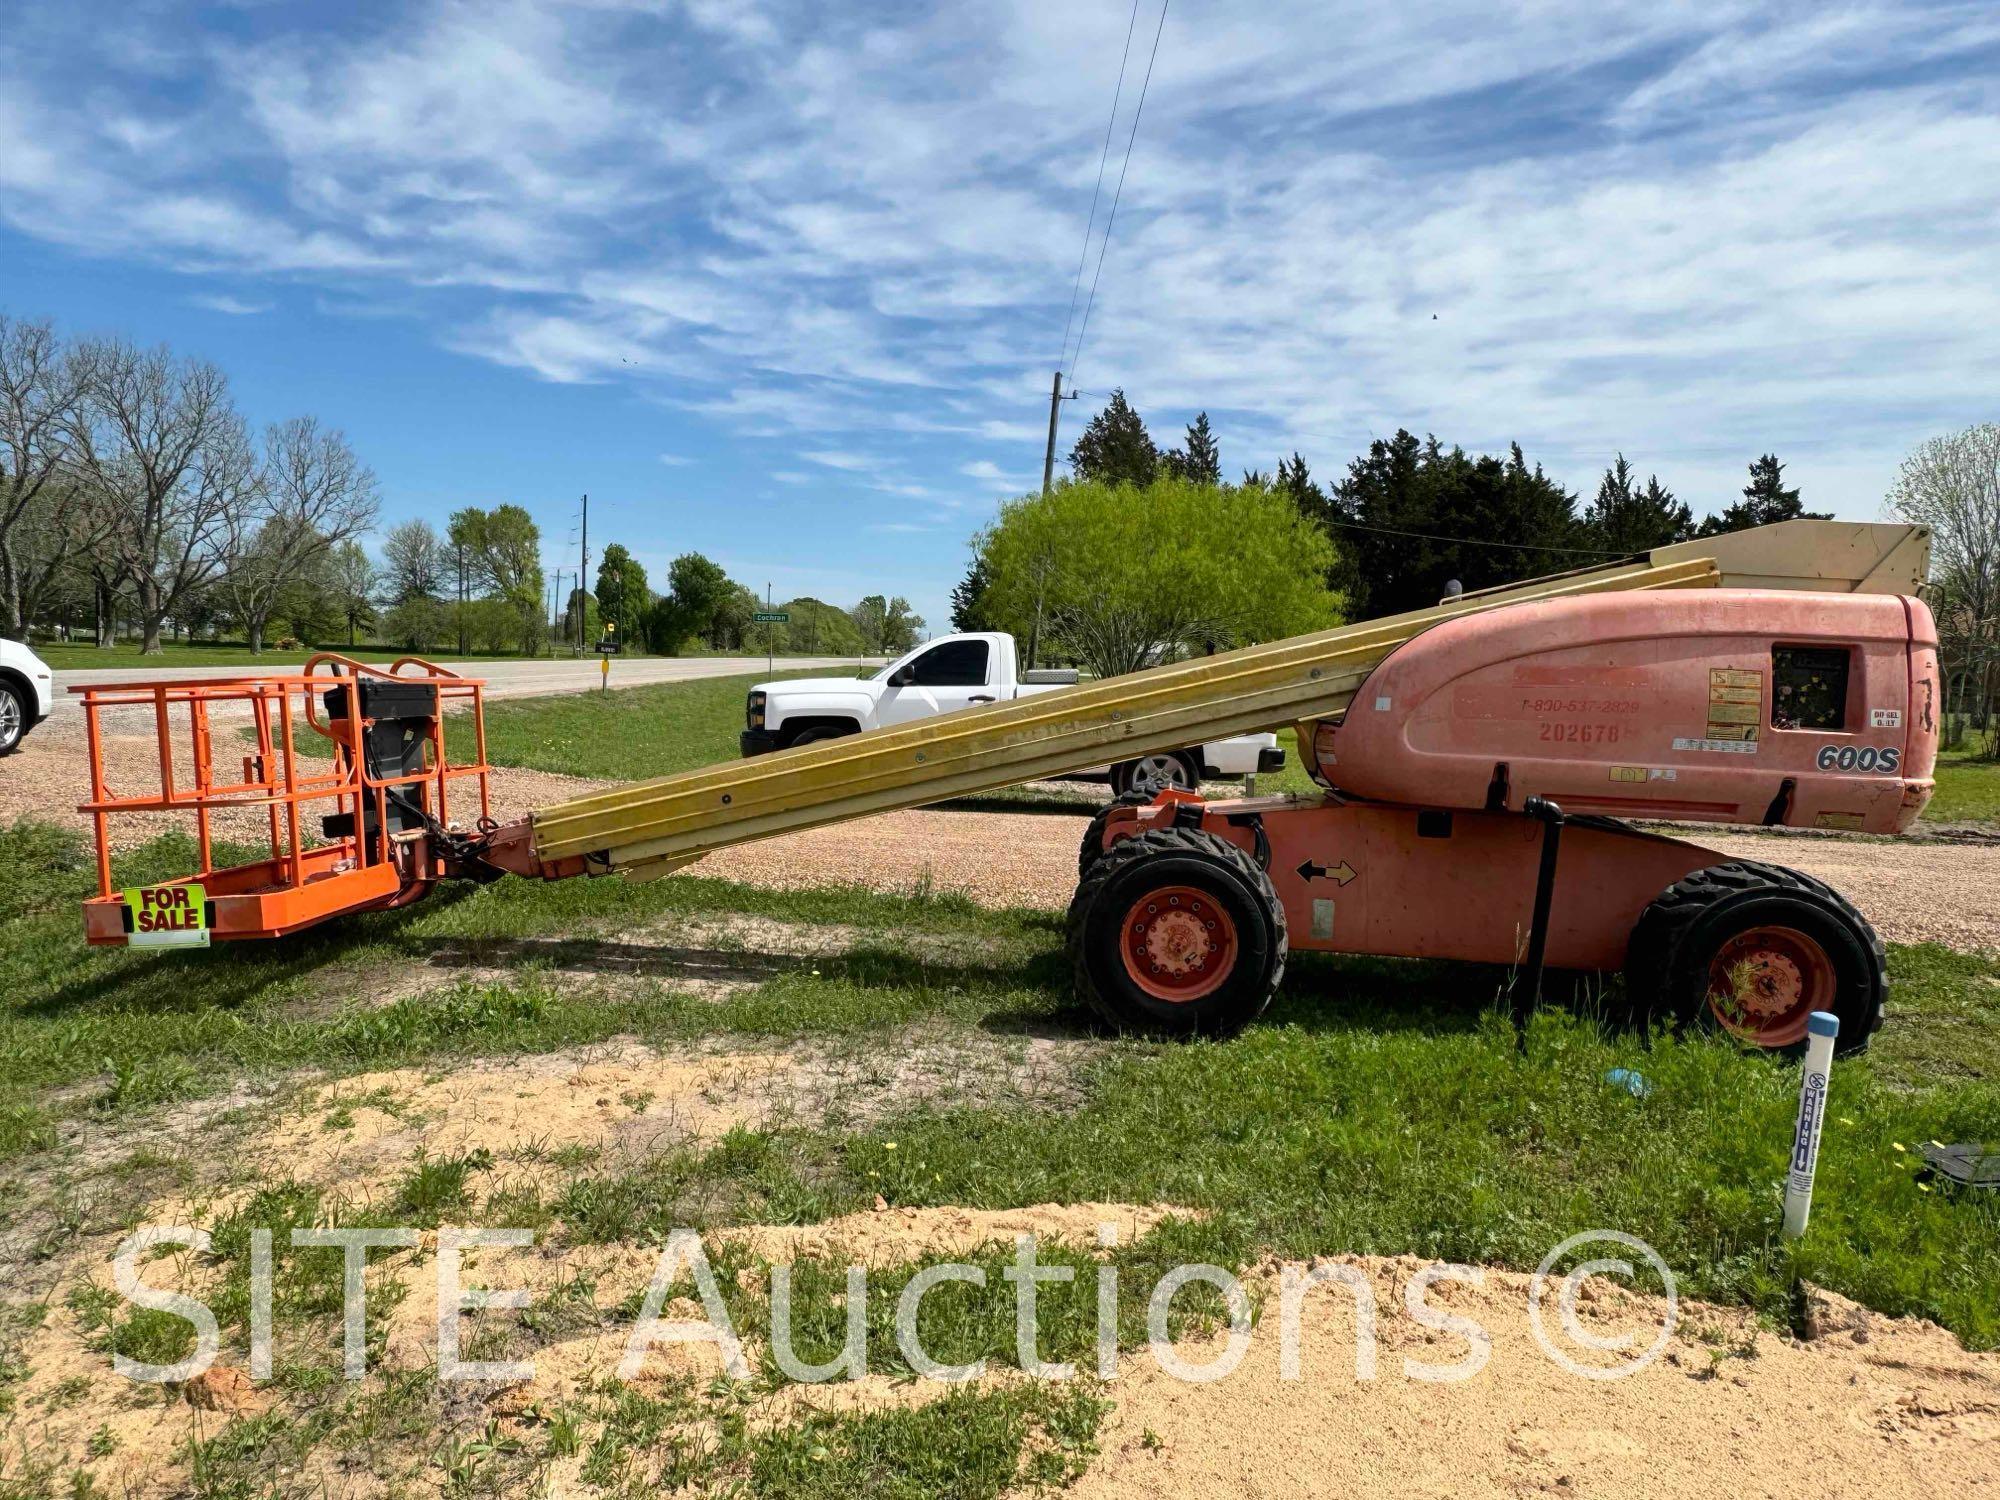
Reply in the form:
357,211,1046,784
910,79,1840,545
125,883,209,947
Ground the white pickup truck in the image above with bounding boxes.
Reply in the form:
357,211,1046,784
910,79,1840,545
740,630,1283,794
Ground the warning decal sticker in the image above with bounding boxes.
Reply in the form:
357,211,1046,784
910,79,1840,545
1706,667,1764,744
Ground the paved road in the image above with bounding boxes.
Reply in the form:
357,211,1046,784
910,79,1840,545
47,654,879,714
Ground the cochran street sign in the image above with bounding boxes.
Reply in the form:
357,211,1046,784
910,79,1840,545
753,612,790,623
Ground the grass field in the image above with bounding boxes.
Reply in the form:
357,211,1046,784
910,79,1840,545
10,661,2000,1494
481,668,862,780
1927,746,2000,823
1,817,1996,1493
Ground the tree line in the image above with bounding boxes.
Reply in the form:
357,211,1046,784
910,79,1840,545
958,391,1998,744
548,545,922,660
0,314,379,653
0,314,921,659
1052,388,1831,617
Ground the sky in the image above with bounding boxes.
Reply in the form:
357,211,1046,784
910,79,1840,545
2,1,1997,633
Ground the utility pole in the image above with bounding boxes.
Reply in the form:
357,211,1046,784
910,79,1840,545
578,493,589,645
1041,370,1065,495
766,581,774,675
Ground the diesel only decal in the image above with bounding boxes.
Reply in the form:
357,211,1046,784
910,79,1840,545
1609,766,1677,783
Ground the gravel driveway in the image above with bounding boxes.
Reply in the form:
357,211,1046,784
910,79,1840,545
10,713,1996,951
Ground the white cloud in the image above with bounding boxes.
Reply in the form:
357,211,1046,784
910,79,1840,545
0,0,1994,525
800,450,872,472
188,292,271,315
656,452,694,466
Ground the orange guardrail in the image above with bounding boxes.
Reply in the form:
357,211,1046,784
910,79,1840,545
74,654,492,943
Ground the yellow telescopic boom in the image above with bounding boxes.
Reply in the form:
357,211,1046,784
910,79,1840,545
529,520,1929,876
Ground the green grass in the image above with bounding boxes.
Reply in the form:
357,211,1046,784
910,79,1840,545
480,667,865,779
4,819,1995,1352
1928,747,2000,823
2,817,1997,1493
0,821,1043,1125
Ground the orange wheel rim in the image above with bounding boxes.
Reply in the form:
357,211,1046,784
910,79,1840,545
1705,925,1834,1048
1121,885,1237,1002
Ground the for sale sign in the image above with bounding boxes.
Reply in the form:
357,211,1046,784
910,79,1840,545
124,884,210,948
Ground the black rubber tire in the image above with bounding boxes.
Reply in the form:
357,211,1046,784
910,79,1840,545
786,724,856,748
1077,789,1160,880
1110,750,1200,798
1624,860,1885,1057
1067,825,1287,1037
0,683,23,756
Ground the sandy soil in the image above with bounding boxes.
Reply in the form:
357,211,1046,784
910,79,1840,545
18,1214,2000,1499
4,1021,1995,1497
11,710,1997,949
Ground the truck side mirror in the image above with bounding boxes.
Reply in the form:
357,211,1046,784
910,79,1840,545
888,665,916,687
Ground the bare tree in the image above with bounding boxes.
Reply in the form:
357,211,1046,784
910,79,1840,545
329,539,378,646
1889,423,2000,737
379,518,448,603
68,340,259,654
219,417,380,652
0,316,91,637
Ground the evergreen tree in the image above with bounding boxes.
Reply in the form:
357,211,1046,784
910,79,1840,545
950,553,995,632
1331,430,1580,617
1581,455,1694,554
1068,389,1158,487
1274,452,1352,600
1275,452,1327,516
1698,453,1828,535
1162,412,1222,484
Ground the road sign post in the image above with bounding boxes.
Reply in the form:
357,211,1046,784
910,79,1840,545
757,583,790,673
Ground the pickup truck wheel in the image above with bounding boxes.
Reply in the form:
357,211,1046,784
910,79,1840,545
1112,750,1199,797
1068,826,1286,1037
1624,861,1884,1057
0,683,24,756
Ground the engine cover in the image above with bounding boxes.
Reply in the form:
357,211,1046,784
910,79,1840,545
1318,589,1938,833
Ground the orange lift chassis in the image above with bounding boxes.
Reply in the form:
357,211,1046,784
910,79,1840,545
78,520,1937,1057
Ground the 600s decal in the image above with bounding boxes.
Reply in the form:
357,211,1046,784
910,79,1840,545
1815,744,1901,774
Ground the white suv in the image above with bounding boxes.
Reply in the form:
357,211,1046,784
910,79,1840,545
0,639,54,755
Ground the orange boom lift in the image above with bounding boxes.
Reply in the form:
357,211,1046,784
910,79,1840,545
78,520,1936,1055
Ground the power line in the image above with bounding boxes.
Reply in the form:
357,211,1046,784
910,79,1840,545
1055,0,1142,375
1315,515,1631,558
1068,0,1169,387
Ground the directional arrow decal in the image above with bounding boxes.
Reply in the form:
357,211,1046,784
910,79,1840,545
1297,859,1358,887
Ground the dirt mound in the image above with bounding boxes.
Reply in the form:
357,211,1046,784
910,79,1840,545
1076,1256,2000,1499
13,1225,2000,1499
